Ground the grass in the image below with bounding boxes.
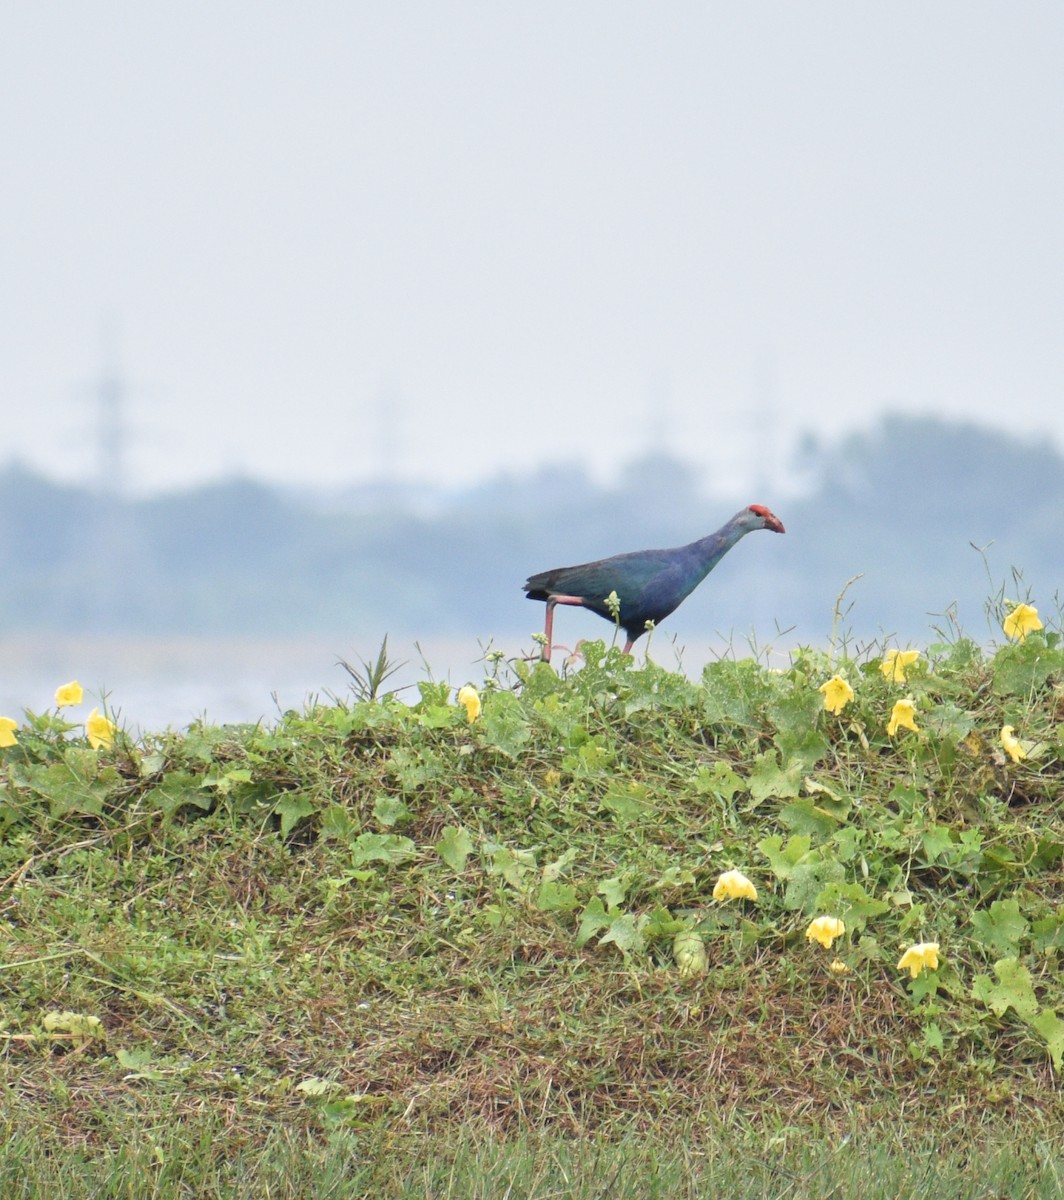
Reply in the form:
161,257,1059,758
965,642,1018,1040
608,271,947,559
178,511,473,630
1,616,1063,1194
0,1123,1060,1198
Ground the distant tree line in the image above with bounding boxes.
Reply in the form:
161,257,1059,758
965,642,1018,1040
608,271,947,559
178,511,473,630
3,416,1061,644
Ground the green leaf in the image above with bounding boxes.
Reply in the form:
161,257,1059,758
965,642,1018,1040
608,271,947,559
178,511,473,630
601,784,650,823
486,845,537,888
436,825,475,872
597,876,628,911
202,766,253,795
319,804,359,843
827,825,863,863
115,1047,166,1081
766,688,824,738
653,865,696,890
909,970,942,1002
560,737,613,776
758,834,812,880
598,913,645,955
479,692,532,758
532,692,580,738
992,640,1064,697
180,726,229,763
142,770,214,817
16,749,115,818
137,751,166,778
116,1048,154,1071
887,785,923,818
970,899,1029,957
623,665,699,714
778,798,840,838
747,751,803,804
774,728,832,772
320,1095,377,1127
782,858,845,912
923,702,974,742
387,746,442,792
971,958,1039,1020
1029,1010,1064,1071
1031,913,1064,954
1031,837,1064,872
955,828,985,863
415,704,455,729
372,793,409,828
923,1022,945,1053
701,659,771,726
541,847,579,882
275,795,316,837
693,761,743,801
536,879,579,913
575,897,611,948
813,882,890,931
415,680,452,708
920,826,954,863
643,905,686,940
349,833,417,868
295,1076,340,1096
801,777,853,821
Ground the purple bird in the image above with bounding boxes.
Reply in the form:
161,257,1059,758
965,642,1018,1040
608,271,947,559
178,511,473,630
523,504,785,662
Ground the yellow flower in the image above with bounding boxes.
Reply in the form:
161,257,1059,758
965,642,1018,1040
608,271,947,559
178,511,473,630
1002,603,1043,642
0,716,18,748
543,768,561,788
806,916,846,949
886,698,919,737
712,869,758,902
880,649,920,684
85,708,116,751
819,675,854,715
829,959,850,975
1000,725,1026,764
897,942,940,979
456,685,481,723
55,680,84,708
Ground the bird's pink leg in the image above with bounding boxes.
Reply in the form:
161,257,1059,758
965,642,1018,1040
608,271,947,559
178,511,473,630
543,594,585,663
543,601,555,662
622,637,634,655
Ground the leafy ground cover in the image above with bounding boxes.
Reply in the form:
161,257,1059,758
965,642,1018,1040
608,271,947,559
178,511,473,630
1,608,1062,1194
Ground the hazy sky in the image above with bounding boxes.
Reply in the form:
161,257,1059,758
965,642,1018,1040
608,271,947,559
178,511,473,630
3,3,1063,496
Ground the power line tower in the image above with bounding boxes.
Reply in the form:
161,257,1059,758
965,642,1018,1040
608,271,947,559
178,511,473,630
81,322,139,630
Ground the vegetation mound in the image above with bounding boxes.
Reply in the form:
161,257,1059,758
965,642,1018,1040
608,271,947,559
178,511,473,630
1,611,1062,1193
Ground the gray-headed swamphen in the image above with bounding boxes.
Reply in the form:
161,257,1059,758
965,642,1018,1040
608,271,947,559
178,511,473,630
523,504,785,662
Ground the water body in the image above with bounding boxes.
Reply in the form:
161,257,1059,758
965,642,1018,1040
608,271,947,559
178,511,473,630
0,630,763,735
0,633,508,734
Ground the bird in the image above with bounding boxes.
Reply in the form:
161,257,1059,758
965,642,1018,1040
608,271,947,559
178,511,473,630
523,504,785,662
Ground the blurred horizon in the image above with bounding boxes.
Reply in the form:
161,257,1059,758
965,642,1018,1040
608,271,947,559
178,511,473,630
4,412,1061,635
4,410,1062,729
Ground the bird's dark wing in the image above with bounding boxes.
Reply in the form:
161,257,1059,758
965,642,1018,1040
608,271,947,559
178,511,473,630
524,548,679,614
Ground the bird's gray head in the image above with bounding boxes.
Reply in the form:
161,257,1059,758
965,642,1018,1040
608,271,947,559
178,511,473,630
745,504,785,534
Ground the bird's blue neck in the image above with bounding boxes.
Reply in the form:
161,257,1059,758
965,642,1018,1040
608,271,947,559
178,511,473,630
685,518,749,583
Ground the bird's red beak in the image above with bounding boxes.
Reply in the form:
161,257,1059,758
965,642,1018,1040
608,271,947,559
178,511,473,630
749,504,785,534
